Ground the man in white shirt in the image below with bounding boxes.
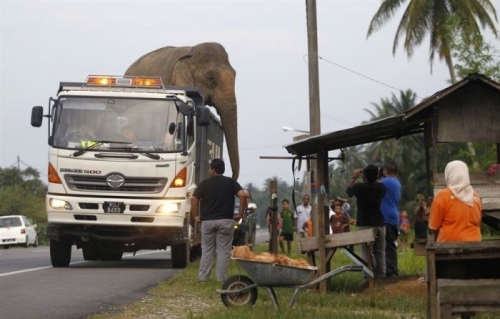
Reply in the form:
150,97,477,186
294,194,312,237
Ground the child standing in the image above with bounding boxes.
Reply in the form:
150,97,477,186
329,202,351,234
399,211,411,245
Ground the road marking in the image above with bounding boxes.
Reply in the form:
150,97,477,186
0,266,53,277
0,260,88,277
0,249,170,277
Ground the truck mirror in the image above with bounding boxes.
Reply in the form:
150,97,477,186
196,106,210,126
31,106,44,127
175,101,192,116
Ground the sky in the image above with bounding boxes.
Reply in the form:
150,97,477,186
1,0,498,189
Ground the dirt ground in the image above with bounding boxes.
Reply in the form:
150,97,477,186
364,276,427,300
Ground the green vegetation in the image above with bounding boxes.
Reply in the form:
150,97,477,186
367,0,498,83
0,166,47,244
90,239,430,319
90,233,500,319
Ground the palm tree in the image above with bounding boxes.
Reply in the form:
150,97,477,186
363,90,428,207
364,90,417,162
367,0,498,83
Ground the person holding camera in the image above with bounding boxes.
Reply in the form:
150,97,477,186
346,165,387,278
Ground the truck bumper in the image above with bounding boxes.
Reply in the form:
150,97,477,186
47,223,187,250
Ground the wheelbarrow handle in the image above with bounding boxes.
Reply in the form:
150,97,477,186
299,265,363,288
287,265,364,310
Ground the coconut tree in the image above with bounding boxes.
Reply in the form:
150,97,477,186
367,0,498,84
363,90,427,206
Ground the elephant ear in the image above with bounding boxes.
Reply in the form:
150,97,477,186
172,54,194,86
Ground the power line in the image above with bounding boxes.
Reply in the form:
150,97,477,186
303,54,426,101
318,56,425,101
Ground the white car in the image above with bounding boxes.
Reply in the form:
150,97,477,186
0,215,39,248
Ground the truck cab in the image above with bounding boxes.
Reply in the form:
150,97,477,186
31,75,223,268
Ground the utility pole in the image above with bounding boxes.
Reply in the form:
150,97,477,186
306,0,327,294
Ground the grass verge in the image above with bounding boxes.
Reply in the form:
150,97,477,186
89,241,434,319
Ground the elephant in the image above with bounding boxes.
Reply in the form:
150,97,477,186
125,42,239,180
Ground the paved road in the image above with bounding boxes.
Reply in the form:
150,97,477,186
0,229,269,319
0,246,179,319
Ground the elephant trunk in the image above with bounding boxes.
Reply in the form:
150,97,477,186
217,103,239,181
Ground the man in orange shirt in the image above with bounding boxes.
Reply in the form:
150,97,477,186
429,160,482,242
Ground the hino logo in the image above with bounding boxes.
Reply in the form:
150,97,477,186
106,174,125,188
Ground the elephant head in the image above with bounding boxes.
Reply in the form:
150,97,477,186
125,42,239,180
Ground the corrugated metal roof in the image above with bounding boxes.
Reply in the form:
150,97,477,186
285,73,500,156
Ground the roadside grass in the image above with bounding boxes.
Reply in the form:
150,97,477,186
90,232,500,319
90,240,432,319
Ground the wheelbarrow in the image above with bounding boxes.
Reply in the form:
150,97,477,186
216,257,364,310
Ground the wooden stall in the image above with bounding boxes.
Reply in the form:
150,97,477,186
284,74,500,316
426,241,500,318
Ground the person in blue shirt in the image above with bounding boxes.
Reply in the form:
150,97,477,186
380,163,402,278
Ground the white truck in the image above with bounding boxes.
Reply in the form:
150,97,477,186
31,75,224,268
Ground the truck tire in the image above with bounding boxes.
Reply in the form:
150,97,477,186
171,243,189,268
233,234,246,246
50,239,72,267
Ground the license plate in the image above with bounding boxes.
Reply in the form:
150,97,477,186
103,201,125,214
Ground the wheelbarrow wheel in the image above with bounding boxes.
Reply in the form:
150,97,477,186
220,275,258,307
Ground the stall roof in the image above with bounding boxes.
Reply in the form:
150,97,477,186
285,73,500,156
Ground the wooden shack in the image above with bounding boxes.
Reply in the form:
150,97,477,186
284,73,500,318
284,73,500,224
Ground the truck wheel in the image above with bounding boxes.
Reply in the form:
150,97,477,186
82,247,100,261
50,239,72,267
220,275,258,307
233,235,246,247
171,243,189,268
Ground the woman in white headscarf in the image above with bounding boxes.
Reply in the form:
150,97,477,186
429,160,482,242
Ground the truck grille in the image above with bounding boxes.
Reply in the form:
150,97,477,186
65,175,168,193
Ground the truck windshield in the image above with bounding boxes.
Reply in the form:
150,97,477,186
52,97,186,153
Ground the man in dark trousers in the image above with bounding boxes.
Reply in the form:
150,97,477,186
346,165,387,278
191,158,247,282
380,163,402,277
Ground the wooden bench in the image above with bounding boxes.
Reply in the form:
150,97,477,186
426,240,500,318
298,228,376,287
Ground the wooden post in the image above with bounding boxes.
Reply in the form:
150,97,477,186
269,180,278,254
316,149,327,294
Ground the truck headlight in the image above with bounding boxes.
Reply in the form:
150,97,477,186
156,203,181,214
50,199,73,210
